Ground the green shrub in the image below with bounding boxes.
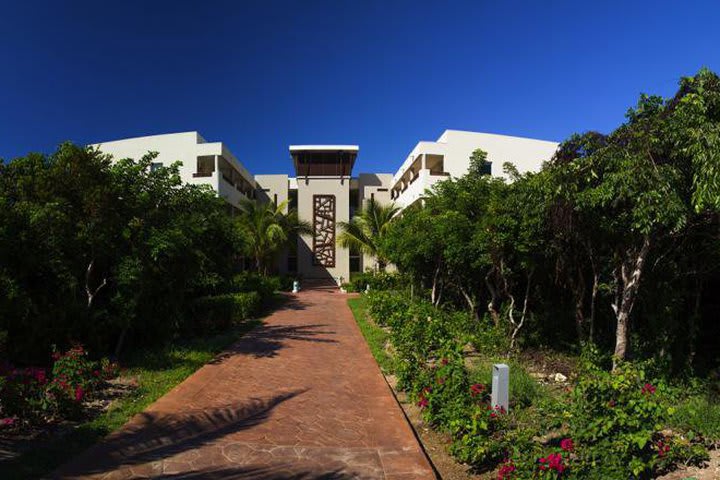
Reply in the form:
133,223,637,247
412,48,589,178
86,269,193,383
192,292,261,331
565,361,707,479
229,272,279,299
351,271,406,293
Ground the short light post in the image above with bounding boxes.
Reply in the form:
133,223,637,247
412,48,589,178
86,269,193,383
292,280,300,293
491,363,509,412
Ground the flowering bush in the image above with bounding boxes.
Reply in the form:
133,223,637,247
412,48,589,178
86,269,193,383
566,359,707,478
0,345,119,423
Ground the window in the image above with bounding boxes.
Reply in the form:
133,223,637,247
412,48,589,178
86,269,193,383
481,161,492,176
150,162,163,172
195,155,215,177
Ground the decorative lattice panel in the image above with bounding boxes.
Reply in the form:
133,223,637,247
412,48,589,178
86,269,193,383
313,195,336,267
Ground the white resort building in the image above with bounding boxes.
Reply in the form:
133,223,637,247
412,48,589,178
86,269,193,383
92,130,558,282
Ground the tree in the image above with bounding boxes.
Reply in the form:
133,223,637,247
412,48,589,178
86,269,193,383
236,200,311,275
338,198,400,271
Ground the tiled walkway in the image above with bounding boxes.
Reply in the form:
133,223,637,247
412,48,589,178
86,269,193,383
55,288,435,479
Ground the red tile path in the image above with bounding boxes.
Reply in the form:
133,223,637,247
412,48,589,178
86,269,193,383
55,288,435,479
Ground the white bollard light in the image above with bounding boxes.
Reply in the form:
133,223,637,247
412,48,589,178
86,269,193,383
292,280,300,293
491,363,510,412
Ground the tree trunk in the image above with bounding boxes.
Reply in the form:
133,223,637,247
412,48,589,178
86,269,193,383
458,284,478,320
485,269,501,327
612,236,651,369
589,270,599,343
431,265,441,306
85,259,108,309
509,271,532,351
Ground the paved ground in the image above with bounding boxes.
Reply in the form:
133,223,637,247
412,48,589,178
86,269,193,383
55,287,435,480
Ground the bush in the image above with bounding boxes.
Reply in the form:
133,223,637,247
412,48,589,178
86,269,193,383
0,345,118,423
229,272,280,299
192,292,261,331
563,360,707,479
351,271,406,293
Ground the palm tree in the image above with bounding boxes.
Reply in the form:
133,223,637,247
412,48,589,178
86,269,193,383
338,198,400,271
236,200,311,275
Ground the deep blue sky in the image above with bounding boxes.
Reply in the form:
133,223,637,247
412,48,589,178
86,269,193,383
1,1,719,175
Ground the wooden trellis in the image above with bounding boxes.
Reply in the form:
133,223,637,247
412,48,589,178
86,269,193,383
313,195,336,267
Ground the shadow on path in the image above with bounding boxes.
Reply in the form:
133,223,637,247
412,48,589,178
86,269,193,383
57,390,306,478
158,465,358,479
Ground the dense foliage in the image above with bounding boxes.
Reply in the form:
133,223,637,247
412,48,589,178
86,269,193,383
363,287,711,479
0,144,242,363
380,69,720,373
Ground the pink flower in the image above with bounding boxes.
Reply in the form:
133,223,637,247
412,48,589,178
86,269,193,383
470,383,485,397
0,417,15,427
75,386,84,402
560,438,574,452
417,397,429,409
641,383,656,395
497,461,516,479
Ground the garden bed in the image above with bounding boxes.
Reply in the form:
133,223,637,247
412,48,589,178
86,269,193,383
0,320,260,479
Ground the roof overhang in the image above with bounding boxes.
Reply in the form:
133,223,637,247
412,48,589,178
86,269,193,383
290,145,358,178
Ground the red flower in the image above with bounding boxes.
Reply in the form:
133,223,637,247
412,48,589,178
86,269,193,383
547,452,565,473
470,383,485,397
0,417,15,427
75,386,84,402
440,358,449,366
417,397,429,409
422,386,432,395
657,439,671,458
560,438,574,452
641,383,656,395
497,461,516,479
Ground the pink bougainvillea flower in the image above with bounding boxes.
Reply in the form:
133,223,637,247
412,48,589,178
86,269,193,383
497,461,516,480
641,383,656,395
417,397,429,409
560,438,574,452
0,417,15,427
546,452,565,473
470,383,485,396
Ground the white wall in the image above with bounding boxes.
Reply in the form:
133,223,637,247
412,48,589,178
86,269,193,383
91,132,254,207
393,130,559,208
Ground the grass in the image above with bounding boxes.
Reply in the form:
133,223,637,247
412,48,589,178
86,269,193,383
347,296,394,373
671,391,720,443
0,320,259,480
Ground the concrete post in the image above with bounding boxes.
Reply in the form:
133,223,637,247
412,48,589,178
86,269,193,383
491,363,509,412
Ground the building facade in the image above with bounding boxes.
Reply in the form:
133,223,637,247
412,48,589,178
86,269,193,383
390,130,559,208
92,129,557,282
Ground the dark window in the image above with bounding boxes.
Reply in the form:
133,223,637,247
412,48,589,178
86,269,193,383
289,190,298,210
377,188,388,192
481,161,492,175
287,255,298,273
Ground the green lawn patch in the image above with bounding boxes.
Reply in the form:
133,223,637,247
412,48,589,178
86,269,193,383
347,296,394,373
0,320,259,480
